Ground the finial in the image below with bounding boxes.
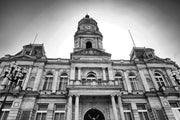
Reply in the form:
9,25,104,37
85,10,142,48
85,14,89,18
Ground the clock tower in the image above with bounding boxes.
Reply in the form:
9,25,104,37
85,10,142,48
73,15,104,52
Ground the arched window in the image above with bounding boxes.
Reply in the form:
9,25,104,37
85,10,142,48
154,72,166,87
86,41,92,49
59,73,68,90
129,72,139,91
43,72,53,90
87,72,96,81
115,73,125,90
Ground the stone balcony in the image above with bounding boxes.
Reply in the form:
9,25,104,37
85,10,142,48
159,86,180,96
68,79,123,90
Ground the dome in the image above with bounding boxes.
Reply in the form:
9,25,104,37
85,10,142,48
78,14,97,26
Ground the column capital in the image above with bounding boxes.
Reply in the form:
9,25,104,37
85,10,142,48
68,94,73,97
117,93,122,97
111,94,117,97
74,94,80,97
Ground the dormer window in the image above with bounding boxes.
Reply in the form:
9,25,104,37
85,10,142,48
25,50,31,55
86,42,92,49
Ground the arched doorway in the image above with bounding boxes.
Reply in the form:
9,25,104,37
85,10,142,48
84,108,105,120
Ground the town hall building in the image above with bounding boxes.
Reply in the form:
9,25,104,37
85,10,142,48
0,15,180,120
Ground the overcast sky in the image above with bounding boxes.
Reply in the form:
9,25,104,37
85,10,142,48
0,0,180,65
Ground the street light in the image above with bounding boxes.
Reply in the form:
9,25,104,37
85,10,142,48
171,69,180,85
0,63,27,113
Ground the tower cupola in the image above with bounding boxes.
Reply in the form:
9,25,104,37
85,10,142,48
74,15,104,52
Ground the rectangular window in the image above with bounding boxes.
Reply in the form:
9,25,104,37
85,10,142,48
0,102,12,120
35,104,48,120
137,104,150,120
169,101,180,120
54,104,65,120
19,111,31,120
123,104,133,120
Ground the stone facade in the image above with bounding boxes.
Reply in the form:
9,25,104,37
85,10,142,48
0,15,180,120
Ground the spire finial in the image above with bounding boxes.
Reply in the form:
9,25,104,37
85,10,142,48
85,14,89,18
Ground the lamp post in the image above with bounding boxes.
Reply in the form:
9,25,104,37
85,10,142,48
0,63,27,113
171,69,180,85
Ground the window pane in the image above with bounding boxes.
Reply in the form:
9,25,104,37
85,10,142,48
60,113,64,120
54,113,60,120
3,103,12,109
42,113,46,120
137,105,146,110
38,105,48,111
2,111,9,120
20,111,30,120
144,112,149,120
124,112,132,120
55,105,65,111
36,113,41,120
139,112,144,120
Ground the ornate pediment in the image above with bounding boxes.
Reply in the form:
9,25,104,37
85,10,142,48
72,48,111,57
145,57,166,63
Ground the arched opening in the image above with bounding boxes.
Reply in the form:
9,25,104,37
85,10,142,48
86,42,92,49
87,72,96,81
84,108,105,120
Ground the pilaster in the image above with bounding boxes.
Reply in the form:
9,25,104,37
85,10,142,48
33,66,43,91
52,69,59,93
47,103,54,120
139,70,150,91
7,97,23,120
123,71,131,92
102,68,106,81
131,102,140,120
159,96,176,120
23,66,32,90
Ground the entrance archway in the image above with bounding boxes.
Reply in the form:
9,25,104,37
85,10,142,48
84,108,105,120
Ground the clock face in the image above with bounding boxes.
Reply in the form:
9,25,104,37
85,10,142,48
84,25,92,30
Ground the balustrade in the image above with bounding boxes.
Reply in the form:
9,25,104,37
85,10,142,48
69,79,121,86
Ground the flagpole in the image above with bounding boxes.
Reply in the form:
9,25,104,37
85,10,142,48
128,30,136,47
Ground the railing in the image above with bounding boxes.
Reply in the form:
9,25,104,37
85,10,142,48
69,79,121,86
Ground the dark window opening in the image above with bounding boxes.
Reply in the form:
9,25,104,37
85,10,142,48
86,42,92,49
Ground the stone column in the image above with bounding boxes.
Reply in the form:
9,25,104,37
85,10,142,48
75,95,80,120
66,95,72,120
111,95,118,120
131,102,140,120
47,103,54,120
23,66,32,90
148,69,159,90
102,68,106,81
139,70,150,91
33,67,43,91
123,70,131,92
117,94,125,120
